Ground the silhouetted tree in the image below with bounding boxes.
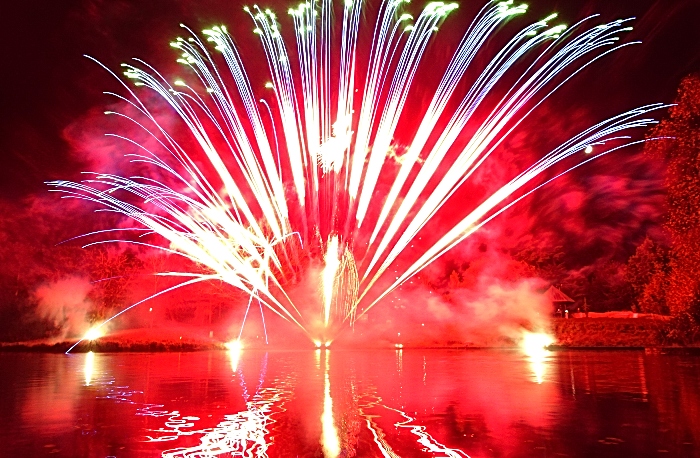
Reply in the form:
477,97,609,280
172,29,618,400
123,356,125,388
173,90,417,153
587,261,634,312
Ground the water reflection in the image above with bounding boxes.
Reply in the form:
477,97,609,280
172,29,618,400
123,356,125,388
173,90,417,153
521,331,555,384
527,348,552,384
147,353,295,457
83,351,95,386
321,351,340,458
360,393,468,457
77,351,293,457
2,350,700,457
227,343,242,373
390,405,468,457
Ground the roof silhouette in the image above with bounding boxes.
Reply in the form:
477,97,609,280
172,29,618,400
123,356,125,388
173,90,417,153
544,285,575,303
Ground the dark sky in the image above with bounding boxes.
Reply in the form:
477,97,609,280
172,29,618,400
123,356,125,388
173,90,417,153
1,0,698,199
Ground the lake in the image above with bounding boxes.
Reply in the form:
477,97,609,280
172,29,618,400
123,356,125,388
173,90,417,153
0,349,698,457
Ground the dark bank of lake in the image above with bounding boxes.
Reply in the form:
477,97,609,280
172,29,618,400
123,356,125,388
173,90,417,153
1,349,699,457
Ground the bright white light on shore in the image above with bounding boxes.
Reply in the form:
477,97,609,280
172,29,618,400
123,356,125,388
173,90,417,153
584,145,593,154
522,332,554,357
84,327,103,341
324,341,331,348
394,343,404,349
225,339,244,352
314,340,322,348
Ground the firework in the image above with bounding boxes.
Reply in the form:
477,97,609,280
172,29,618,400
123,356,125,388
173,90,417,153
50,0,665,348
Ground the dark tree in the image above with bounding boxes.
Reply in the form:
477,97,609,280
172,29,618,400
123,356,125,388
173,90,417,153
586,261,634,312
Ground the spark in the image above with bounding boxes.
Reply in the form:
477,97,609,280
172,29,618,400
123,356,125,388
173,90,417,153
49,0,666,347
322,237,341,327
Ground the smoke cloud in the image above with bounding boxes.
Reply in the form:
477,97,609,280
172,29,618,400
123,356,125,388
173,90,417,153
33,276,94,340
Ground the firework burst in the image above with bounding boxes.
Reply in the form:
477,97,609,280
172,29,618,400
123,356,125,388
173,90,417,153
50,0,666,347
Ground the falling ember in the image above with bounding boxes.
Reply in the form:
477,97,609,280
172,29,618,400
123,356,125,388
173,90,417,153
48,0,667,346
322,237,341,327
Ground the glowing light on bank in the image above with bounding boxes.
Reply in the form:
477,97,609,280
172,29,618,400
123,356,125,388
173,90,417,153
224,339,244,352
49,0,666,348
522,331,554,356
84,327,103,341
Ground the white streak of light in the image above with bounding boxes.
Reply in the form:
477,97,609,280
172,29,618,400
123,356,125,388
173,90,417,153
322,236,340,327
321,353,340,458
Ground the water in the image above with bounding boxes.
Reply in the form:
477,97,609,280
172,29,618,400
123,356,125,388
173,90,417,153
0,349,698,458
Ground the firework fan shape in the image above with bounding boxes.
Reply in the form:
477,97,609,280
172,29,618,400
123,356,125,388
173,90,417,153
50,0,666,348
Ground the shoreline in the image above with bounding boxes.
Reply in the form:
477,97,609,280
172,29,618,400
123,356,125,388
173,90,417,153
1,316,695,353
2,341,699,354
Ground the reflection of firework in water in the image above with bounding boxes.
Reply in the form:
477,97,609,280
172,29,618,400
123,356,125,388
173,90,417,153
50,0,664,344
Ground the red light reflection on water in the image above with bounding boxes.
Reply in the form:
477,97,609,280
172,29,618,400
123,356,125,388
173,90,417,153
137,353,296,457
71,349,557,457
47,330,551,456
8,349,698,457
